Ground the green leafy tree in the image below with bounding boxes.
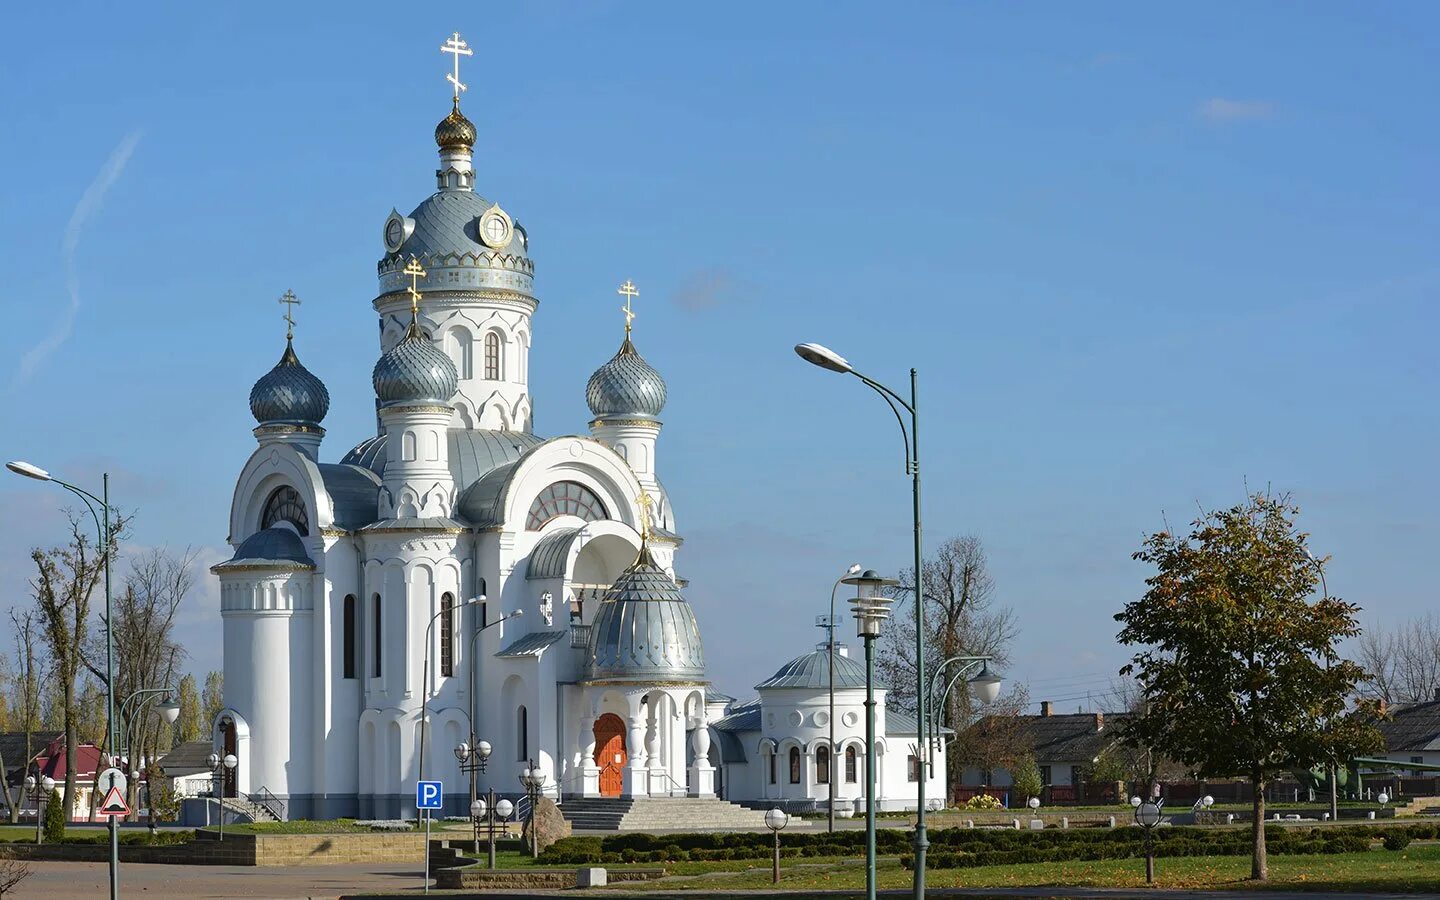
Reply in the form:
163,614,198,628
201,671,224,729
1115,493,1383,881
43,788,64,843
174,674,202,744
1010,754,1043,803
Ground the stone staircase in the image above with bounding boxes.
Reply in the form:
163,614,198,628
220,796,278,824
1392,795,1440,817
560,797,768,831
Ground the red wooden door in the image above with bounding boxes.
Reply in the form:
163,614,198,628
594,714,627,797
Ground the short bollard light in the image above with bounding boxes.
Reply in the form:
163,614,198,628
1134,798,1164,884
1028,796,1041,810
764,807,790,883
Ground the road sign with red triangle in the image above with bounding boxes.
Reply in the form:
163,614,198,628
97,785,130,818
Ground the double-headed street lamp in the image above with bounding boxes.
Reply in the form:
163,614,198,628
847,568,897,900
8,460,119,900
468,792,513,870
795,343,932,900
23,774,57,844
206,752,238,841
519,760,547,859
454,739,492,854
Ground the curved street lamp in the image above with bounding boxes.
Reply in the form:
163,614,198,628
795,343,931,900
818,562,862,833
8,459,119,900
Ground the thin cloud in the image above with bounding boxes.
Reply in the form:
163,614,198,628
669,267,743,312
1197,98,1274,123
13,131,143,386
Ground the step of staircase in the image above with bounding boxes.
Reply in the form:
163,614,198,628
560,797,768,832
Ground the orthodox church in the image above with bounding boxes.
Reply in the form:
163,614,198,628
212,38,715,819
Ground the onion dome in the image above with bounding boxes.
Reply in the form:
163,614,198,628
435,104,477,149
372,322,459,407
585,543,705,682
249,339,330,426
586,337,667,420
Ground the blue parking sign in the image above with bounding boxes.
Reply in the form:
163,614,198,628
416,780,443,810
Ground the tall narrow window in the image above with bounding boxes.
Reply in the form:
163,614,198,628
372,594,383,678
439,593,455,677
845,745,858,783
788,747,801,784
484,332,501,380
768,750,777,785
816,745,830,785
517,705,529,760
342,595,357,679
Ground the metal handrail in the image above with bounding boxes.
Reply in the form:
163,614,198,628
247,786,285,822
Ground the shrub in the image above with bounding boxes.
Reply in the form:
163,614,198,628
1010,755,1044,805
43,789,65,843
1382,831,1411,852
964,794,1004,810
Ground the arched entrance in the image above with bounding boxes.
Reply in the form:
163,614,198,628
593,713,627,797
219,716,238,798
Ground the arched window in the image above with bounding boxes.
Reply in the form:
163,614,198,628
261,486,309,536
816,745,831,785
845,745,858,783
768,748,777,784
484,332,501,380
450,329,474,379
526,481,608,530
517,705,529,760
788,747,801,784
371,594,383,678
342,595,357,679
439,593,455,677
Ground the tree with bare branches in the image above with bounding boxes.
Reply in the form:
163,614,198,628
878,535,1018,786
0,858,33,897
2,611,42,824
1355,614,1440,705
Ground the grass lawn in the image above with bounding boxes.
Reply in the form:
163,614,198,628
583,845,1440,893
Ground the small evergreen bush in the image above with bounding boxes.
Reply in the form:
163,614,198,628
43,789,65,843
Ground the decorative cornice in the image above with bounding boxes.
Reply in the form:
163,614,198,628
377,403,455,415
378,250,535,276
589,418,662,430
373,290,538,315
320,527,351,538
211,562,317,574
253,423,326,436
358,525,469,535
579,679,710,688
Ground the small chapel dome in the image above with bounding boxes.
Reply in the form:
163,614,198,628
586,337,667,420
586,543,705,682
372,323,459,407
434,104,477,149
249,339,330,426
755,643,881,691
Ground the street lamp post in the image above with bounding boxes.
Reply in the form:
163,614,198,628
468,793,513,870
847,569,897,900
795,343,931,900
119,689,180,825
817,564,861,833
519,761,546,859
1132,795,1164,883
764,807,789,883
8,461,119,900
928,656,1002,780
24,775,56,844
455,739,492,852
465,608,523,835
207,752,238,841
1305,550,1340,823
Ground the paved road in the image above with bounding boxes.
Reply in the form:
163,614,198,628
14,860,423,898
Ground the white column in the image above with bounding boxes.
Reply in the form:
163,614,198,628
688,717,715,798
623,715,648,798
579,713,599,798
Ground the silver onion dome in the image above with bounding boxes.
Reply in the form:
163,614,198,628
372,322,459,407
249,339,330,426
586,337,667,420
585,543,705,682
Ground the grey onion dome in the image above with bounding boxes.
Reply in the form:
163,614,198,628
372,322,459,407
435,104,477,148
585,543,705,682
586,337,667,419
249,340,330,426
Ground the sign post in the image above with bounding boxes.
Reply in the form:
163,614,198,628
416,780,443,894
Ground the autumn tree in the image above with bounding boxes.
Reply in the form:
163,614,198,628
879,535,1017,786
1,611,42,824
1115,493,1383,881
955,684,1031,785
202,671,224,729
173,674,202,744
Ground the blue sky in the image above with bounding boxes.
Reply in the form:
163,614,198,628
2,2,1436,709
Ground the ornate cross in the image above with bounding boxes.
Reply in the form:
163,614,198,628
617,280,639,335
441,32,473,104
278,289,300,340
403,257,427,321
636,488,654,540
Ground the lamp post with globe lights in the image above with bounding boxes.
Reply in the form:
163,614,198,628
454,739,492,850
929,656,1002,779
519,761,547,859
764,807,790,884
468,794,513,870
464,609,523,827
1132,795,1164,883
24,775,56,843
7,460,119,900
795,342,931,900
846,568,897,900
207,752,238,841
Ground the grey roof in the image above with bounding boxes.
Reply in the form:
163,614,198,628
528,527,582,580
496,630,568,658
711,705,761,734
342,429,544,496
155,740,216,777
357,517,469,532
1,731,62,785
1380,699,1440,752
962,712,1120,762
213,528,314,570
587,336,666,420
709,727,747,764
315,463,382,530
455,458,525,527
372,322,459,407
249,339,330,426
707,688,736,705
382,189,530,272
585,544,705,683
756,646,880,691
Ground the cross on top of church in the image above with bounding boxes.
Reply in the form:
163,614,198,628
636,488,655,541
403,257,427,321
618,280,639,335
441,32,473,105
279,289,300,340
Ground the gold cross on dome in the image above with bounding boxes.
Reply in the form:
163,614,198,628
441,32,473,104
403,257,427,321
278,289,301,340
617,280,639,335
636,489,655,541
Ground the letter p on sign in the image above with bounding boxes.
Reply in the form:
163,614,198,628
417,779,443,810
